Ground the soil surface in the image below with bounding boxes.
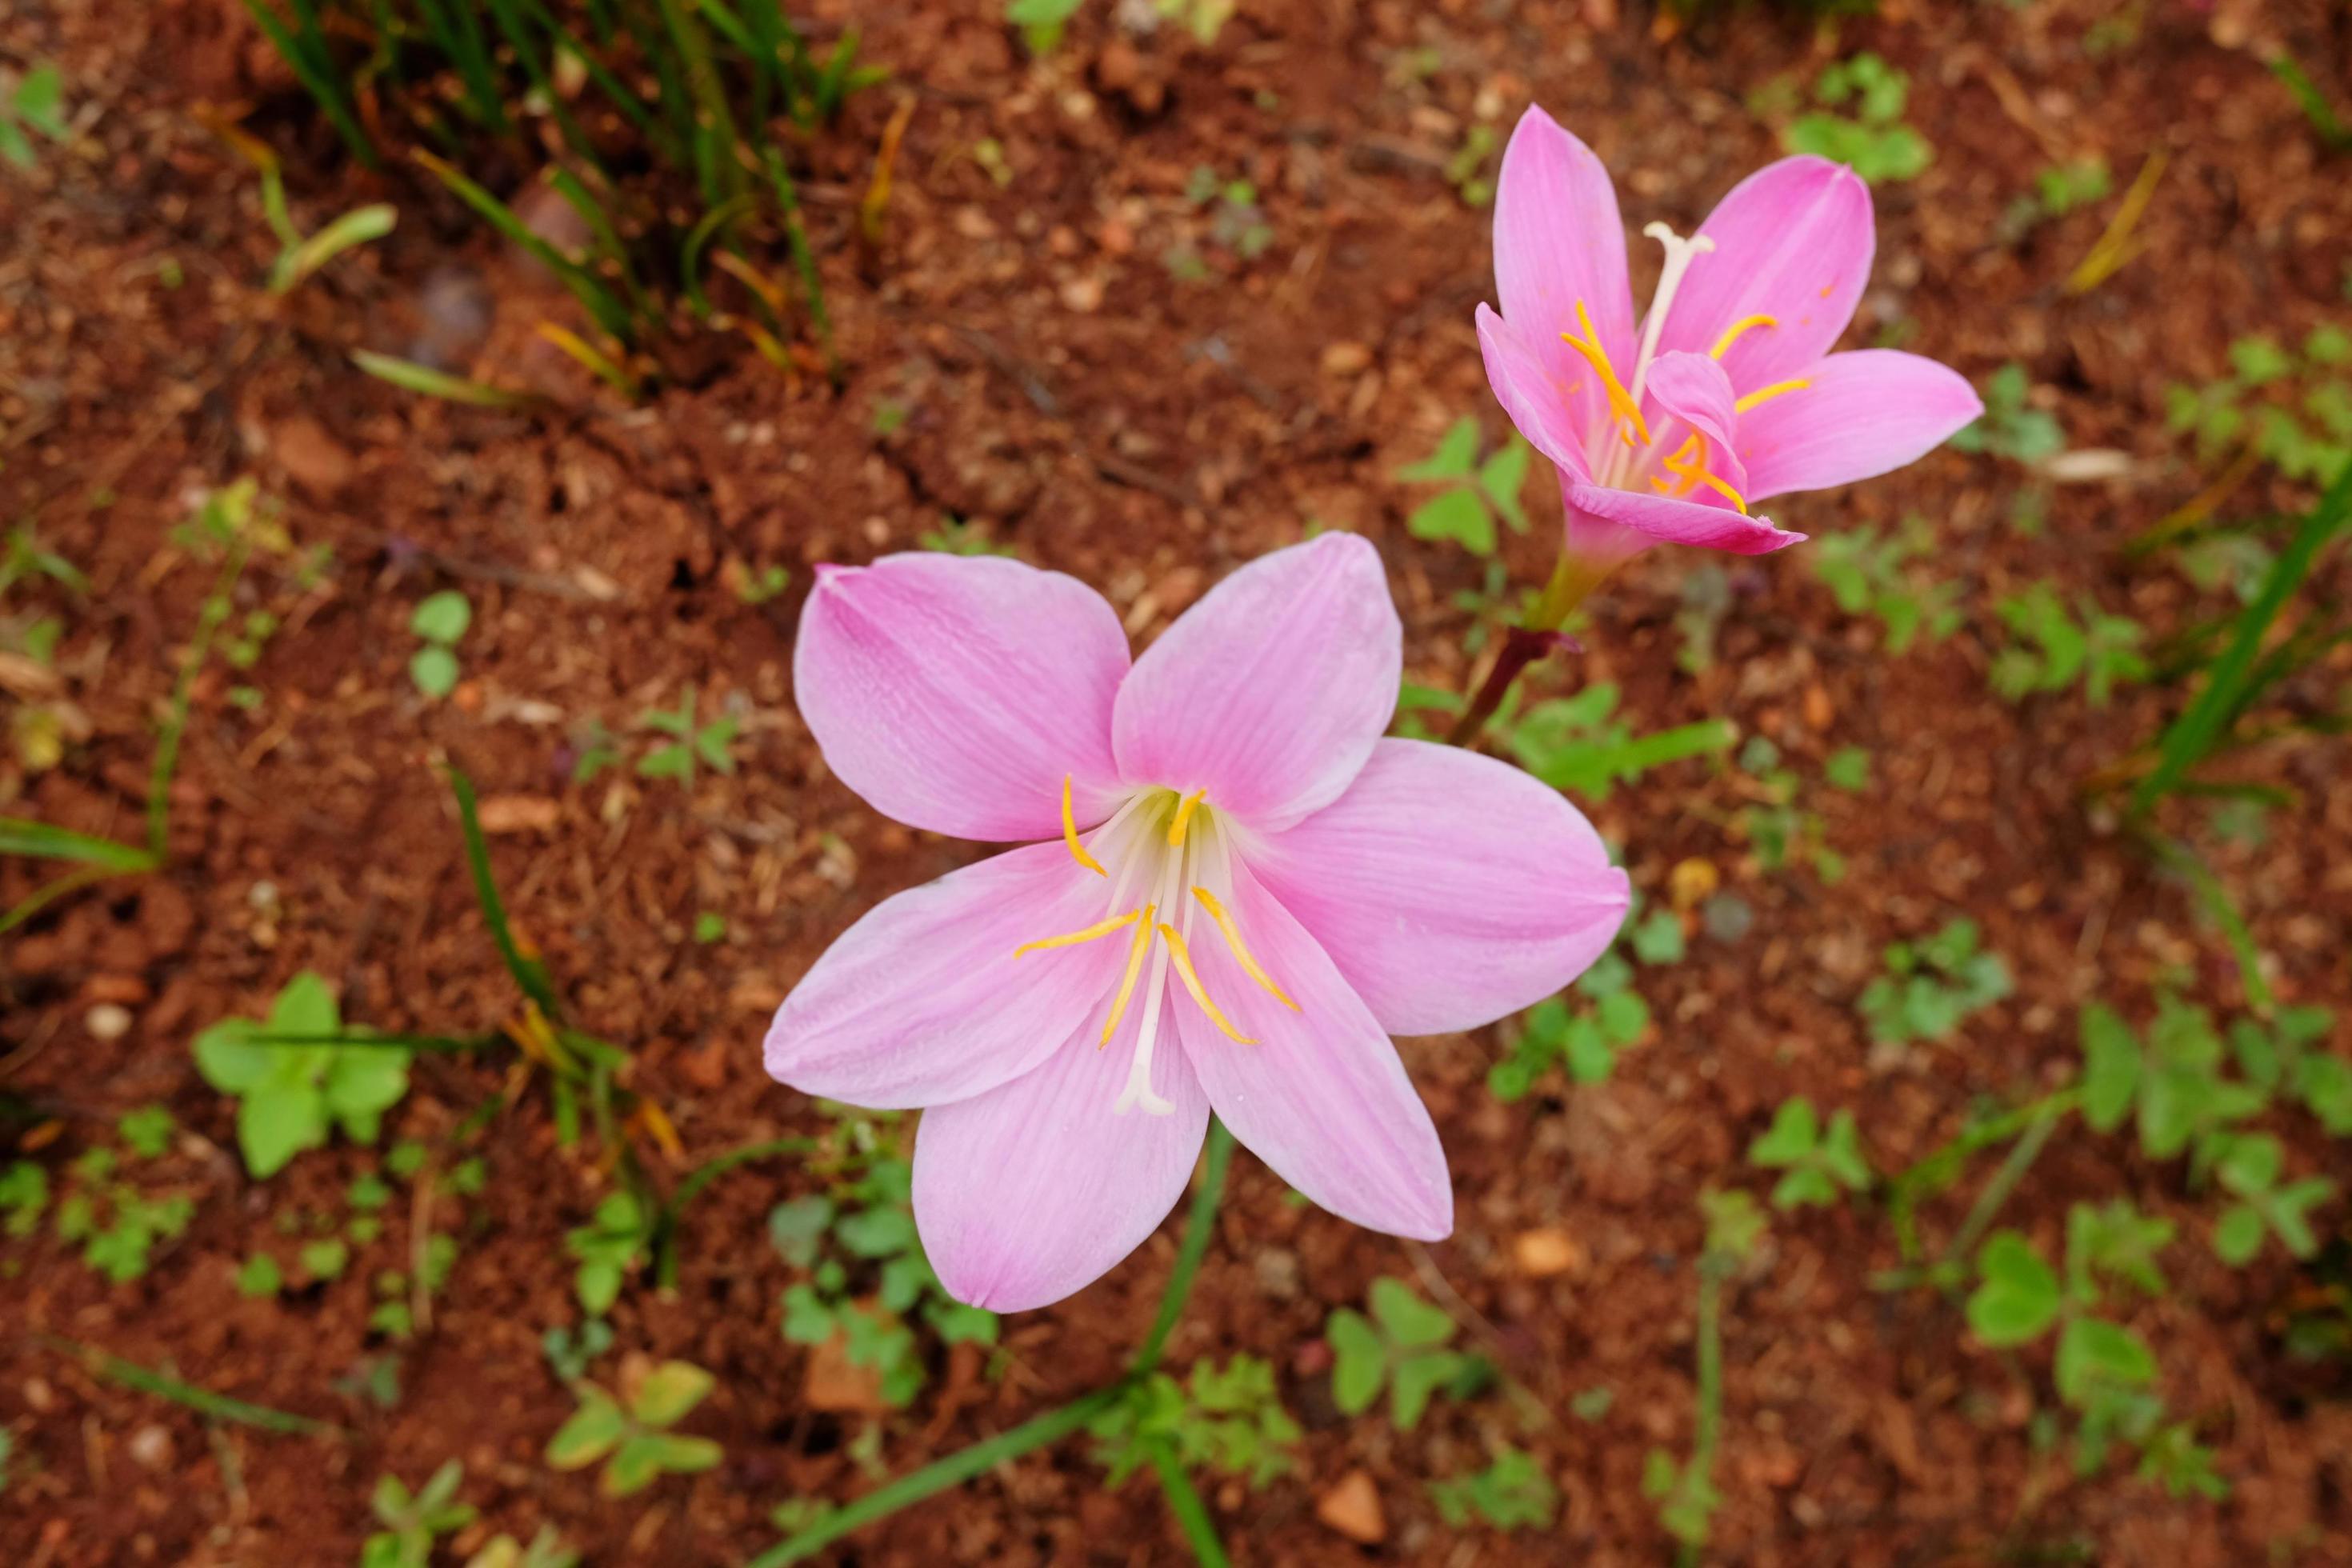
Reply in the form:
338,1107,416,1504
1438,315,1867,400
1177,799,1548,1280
5,0,2351,1564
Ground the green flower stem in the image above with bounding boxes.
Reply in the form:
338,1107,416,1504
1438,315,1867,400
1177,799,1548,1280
1134,1118,1236,1375
652,1135,818,1288
1678,1261,1728,1568
1148,1438,1233,1567
749,1118,1240,1566
746,1384,1127,1567
1444,550,1610,750
1934,1101,2065,1281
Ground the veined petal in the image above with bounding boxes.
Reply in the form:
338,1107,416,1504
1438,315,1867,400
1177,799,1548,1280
1252,740,1630,1036
1476,302,1595,482
1642,350,1750,496
914,994,1209,1312
1658,156,1874,395
795,553,1129,842
1566,478,1805,564
1170,866,1451,1240
1113,534,1400,832
1738,350,1985,502
764,842,1126,1110
1491,106,1637,443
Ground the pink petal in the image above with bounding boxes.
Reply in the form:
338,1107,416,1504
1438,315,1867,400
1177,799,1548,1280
795,554,1130,842
1738,350,1986,502
1655,157,1874,394
1566,478,1805,566
1251,740,1630,1037
1476,303,1594,481
1112,534,1400,831
1490,106,1636,446
764,842,1130,1110
1170,866,1452,1239
914,994,1209,1312
1642,350,1749,495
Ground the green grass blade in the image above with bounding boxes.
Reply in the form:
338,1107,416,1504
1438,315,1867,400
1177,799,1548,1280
514,0,674,157
746,1385,1129,1566
651,1135,815,1286
350,350,534,407
2130,459,2352,814
1146,1440,1233,1568
0,817,160,871
414,0,510,132
448,766,565,1018
46,1339,344,1437
484,0,606,174
148,535,251,858
1,864,119,936
268,202,396,294
763,150,834,372
414,153,636,341
235,0,377,167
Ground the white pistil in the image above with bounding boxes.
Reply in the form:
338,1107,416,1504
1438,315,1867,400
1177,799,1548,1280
1113,826,1186,1117
1627,222,1716,407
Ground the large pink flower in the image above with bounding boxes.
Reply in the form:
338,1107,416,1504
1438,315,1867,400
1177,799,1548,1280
1476,106,1983,576
768,536,1630,1310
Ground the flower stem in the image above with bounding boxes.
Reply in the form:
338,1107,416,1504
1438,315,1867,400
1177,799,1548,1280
1134,1117,1236,1375
1148,1438,1234,1566
747,1118,1239,1566
746,1384,1129,1567
1444,551,1608,750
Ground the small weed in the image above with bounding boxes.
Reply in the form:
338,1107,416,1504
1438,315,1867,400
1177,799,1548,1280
1823,746,1872,791
1446,124,1498,207
1394,418,1530,558
918,517,1018,557
1990,582,2147,707
635,689,739,786
1811,515,1962,652
543,1318,615,1382
1645,1191,1767,1554
408,591,472,700
1430,1446,1558,1530
192,970,411,1178
461,1526,580,1568
1998,159,2112,243
1748,1098,1874,1210
1326,1278,1483,1430
1858,919,2012,1047
1783,54,1931,184
732,563,790,606
565,1192,649,1317
363,1460,474,1568
1953,363,2067,465
693,912,728,945
236,1253,285,1298
2166,327,2350,489
1489,950,1650,1098
1090,1354,1300,1489
0,63,67,170
1502,684,1735,800
545,1361,723,1498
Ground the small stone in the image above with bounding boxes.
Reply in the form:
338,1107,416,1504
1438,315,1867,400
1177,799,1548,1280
270,414,356,498
1320,342,1373,377
23,1377,56,1413
129,1425,174,1470
1512,1227,1582,1278
1059,274,1106,314
86,1003,134,1042
802,1330,891,1415
1802,684,1834,730
476,794,561,835
1668,857,1718,910
1315,1470,1386,1545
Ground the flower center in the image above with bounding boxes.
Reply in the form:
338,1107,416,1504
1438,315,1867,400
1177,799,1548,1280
1014,777,1299,1115
1556,222,1814,507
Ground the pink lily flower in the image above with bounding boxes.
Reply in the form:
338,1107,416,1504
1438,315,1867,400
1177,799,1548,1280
768,535,1630,1311
1475,106,1984,579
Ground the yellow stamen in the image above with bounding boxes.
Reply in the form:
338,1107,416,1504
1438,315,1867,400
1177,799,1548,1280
1013,909,1140,959
1190,887,1299,1011
1709,314,1778,359
1061,774,1106,877
1098,903,1157,1046
1686,470,1751,513
1655,430,1750,514
1166,788,1207,848
1558,300,1652,448
1158,922,1255,1045
1733,378,1812,414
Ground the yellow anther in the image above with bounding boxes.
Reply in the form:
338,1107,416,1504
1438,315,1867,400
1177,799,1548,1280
1098,903,1158,1046
1013,909,1141,959
1709,314,1778,359
1061,774,1106,877
1191,886,1298,1011
1655,430,1750,514
1158,922,1255,1045
1166,788,1207,848
1558,300,1652,448
1733,378,1812,414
